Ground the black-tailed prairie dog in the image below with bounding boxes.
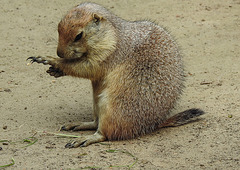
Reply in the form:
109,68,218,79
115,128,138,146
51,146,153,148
28,2,205,147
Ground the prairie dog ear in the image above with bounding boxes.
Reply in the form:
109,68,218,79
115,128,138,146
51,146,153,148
93,13,103,24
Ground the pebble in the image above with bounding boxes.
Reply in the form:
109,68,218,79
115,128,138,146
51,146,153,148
4,89,11,92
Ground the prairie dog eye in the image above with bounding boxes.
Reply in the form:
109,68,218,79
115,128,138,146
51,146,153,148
74,32,83,42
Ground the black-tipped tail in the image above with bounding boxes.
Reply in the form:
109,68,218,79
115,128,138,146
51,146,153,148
160,108,205,128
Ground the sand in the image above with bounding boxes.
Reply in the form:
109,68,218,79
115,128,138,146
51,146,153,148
0,0,239,169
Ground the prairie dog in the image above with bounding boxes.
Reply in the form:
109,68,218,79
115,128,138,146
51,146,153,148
28,2,205,147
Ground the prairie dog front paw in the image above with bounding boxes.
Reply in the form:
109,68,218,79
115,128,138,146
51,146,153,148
46,66,65,78
27,56,57,66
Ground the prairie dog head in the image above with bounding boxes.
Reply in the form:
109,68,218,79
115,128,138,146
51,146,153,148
57,3,117,62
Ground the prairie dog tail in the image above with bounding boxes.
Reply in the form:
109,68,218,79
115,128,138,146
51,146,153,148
160,109,205,128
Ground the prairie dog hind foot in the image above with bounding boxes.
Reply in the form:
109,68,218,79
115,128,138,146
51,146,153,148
61,121,98,131
61,122,100,147
65,131,105,148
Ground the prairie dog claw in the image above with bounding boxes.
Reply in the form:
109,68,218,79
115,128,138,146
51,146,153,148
64,132,105,148
27,56,49,65
27,56,65,78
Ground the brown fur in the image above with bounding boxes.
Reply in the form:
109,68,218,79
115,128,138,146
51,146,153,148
28,2,205,147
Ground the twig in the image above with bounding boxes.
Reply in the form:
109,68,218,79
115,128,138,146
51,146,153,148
47,132,81,138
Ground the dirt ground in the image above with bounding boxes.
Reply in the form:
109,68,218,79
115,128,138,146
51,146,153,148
0,0,239,169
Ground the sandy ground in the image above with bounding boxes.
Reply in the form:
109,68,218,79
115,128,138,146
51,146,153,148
0,0,239,169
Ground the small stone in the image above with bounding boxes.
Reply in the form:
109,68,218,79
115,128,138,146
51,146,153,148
4,89,11,92
3,126,7,130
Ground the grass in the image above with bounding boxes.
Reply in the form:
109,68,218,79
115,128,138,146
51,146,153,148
0,158,15,168
1,132,139,169
22,137,38,147
0,136,38,168
0,135,38,168
40,132,139,169
0,140,9,143
1,136,38,148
